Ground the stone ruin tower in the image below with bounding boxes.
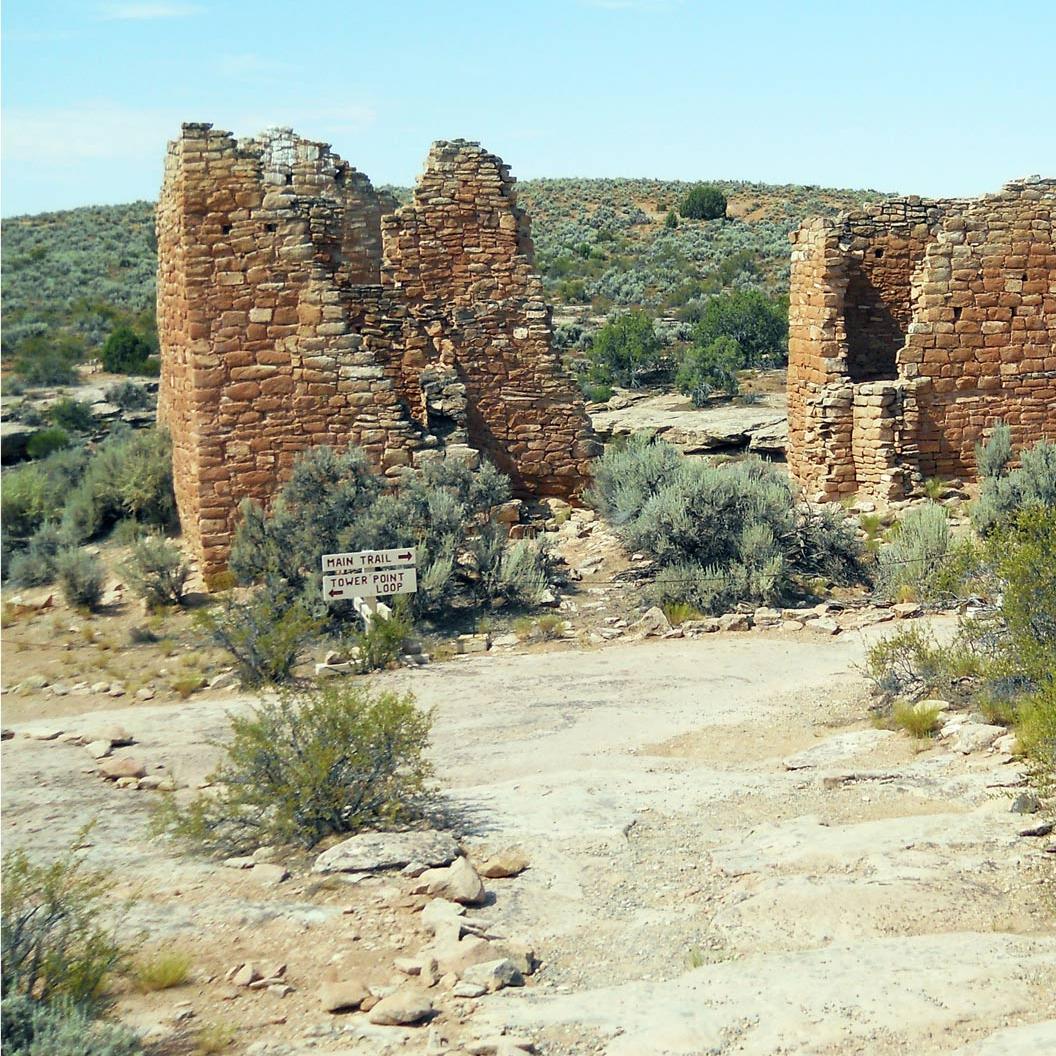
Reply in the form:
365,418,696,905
157,124,598,580
786,178,1056,501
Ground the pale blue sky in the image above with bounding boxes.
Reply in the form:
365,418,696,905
3,0,1054,216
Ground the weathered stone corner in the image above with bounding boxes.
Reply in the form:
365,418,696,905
157,125,599,580
787,177,1056,501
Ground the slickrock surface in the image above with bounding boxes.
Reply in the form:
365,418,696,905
3,624,1053,1054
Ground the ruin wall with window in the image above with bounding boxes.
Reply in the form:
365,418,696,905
157,124,598,581
787,179,1056,501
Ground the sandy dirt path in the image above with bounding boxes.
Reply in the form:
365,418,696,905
3,623,1055,1054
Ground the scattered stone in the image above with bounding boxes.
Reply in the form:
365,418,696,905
893,602,922,619
628,606,671,639
107,683,127,698
367,988,433,1026
1,729,13,741
252,845,282,863
682,618,720,635
313,830,460,874
251,863,289,885
413,856,486,905
85,740,112,759
810,617,841,635
717,613,751,632
208,672,237,690
461,958,523,992
26,727,62,740
1010,791,1041,814
231,964,262,987
136,686,156,701
395,957,422,976
319,979,369,1013
478,847,529,879
456,634,490,655
491,634,519,648
1018,821,1054,838
420,898,467,936
949,723,1006,755
452,981,486,998
90,681,111,694
137,776,164,790
98,757,147,780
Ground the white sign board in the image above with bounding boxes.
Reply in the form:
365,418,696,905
322,548,416,574
323,567,418,600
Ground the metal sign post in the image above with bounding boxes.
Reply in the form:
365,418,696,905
321,548,418,630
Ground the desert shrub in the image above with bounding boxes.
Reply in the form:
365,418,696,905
975,421,1012,480
875,503,950,603
62,428,175,543
584,310,668,388
664,209,679,229
1016,684,1055,791
100,326,153,375
120,535,189,608
11,334,85,387
7,525,67,587
0,996,141,1056
152,683,434,852
1,447,89,543
891,699,942,738
582,382,614,403
864,624,964,698
104,381,153,411
679,184,727,221
675,335,741,404
972,439,1056,536
47,398,95,434
197,588,321,687
590,438,863,613
230,445,553,624
692,290,788,368
1,845,127,1010
26,427,70,460
346,610,412,673
130,950,192,993
585,433,682,526
661,600,705,626
54,549,106,610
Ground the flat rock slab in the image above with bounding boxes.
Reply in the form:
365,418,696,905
312,830,460,874
782,729,896,770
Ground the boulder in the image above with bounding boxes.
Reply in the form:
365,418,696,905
98,757,146,780
478,847,529,879
366,988,433,1026
413,856,485,905
319,979,369,1013
628,606,671,639
312,830,460,874
462,958,524,993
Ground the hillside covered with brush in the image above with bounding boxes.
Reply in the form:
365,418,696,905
1,179,889,362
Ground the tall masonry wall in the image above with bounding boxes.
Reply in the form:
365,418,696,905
157,124,598,581
787,178,1056,501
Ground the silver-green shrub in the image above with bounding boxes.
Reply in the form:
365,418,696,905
875,503,951,602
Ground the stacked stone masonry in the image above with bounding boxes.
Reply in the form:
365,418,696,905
157,125,598,580
787,178,1056,501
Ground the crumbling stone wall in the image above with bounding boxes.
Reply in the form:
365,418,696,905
787,179,1055,500
158,124,597,580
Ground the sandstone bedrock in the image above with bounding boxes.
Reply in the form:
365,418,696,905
157,124,598,580
787,178,1056,501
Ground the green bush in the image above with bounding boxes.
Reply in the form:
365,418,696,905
975,422,1012,480
692,290,788,368
0,997,141,1056
582,382,614,404
664,209,679,229
198,587,320,687
54,549,106,610
152,682,434,852
230,445,554,624
346,610,412,673
120,535,189,608
875,503,950,603
0,447,89,543
679,184,727,221
62,428,175,543
584,310,667,389
100,326,152,375
1,845,127,1011
972,438,1056,536
589,437,864,613
675,335,741,404
47,398,95,434
11,334,84,387
103,381,152,411
25,428,70,460
7,525,67,587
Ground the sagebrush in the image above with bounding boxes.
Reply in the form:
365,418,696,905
152,683,434,852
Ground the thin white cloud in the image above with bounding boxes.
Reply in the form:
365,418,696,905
100,3,203,20
2,102,185,161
